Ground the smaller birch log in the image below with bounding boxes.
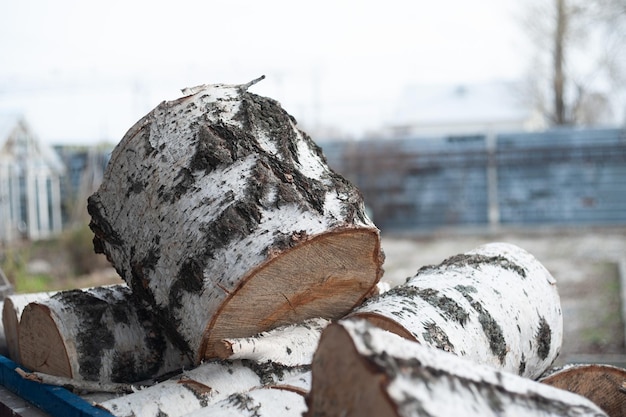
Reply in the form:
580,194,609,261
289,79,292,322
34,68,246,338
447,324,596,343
215,318,329,366
305,319,607,417
98,360,309,417
2,291,55,362
18,284,191,383
541,364,626,417
349,242,562,379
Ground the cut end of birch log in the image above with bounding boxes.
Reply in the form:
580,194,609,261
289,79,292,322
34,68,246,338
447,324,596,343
18,285,192,383
305,319,607,417
200,231,378,359
2,292,55,363
18,303,71,378
541,364,626,417
87,80,383,363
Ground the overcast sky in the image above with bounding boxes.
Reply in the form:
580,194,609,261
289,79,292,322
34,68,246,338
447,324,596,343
0,0,528,145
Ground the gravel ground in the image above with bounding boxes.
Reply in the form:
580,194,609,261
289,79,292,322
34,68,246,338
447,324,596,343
380,226,626,365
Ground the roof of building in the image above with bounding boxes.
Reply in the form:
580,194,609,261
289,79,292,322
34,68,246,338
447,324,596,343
0,114,65,173
386,80,543,134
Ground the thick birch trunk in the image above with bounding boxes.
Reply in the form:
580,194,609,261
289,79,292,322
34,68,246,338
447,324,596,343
2,291,55,362
87,79,383,363
17,284,191,383
541,364,626,417
215,318,329,366
349,242,562,379
305,319,607,417
98,360,309,417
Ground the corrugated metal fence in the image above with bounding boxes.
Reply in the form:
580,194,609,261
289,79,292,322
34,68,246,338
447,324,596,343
321,128,626,232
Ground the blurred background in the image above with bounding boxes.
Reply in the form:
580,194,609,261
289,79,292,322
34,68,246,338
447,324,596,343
0,0,625,364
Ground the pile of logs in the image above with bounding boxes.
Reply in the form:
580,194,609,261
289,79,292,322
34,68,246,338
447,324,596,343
5,79,624,417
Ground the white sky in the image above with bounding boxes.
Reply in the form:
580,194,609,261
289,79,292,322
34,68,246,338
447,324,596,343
0,0,528,145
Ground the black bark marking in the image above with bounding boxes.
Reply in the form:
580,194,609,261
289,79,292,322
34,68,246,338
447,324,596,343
87,194,124,248
199,201,263,255
227,393,260,414
236,93,364,219
422,321,455,353
453,284,477,296
419,254,527,279
241,359,309,386
129,248,195,357
518,353,526,375
460,292,507,364
53,290,115,382
414,287,469,326
270,230,309,254
189,124,237,173
536,316,552,360
126,176,145,197
169,167,195,203
140,128,157,157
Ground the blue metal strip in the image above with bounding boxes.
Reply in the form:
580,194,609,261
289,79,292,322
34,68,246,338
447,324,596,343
0,356,115,417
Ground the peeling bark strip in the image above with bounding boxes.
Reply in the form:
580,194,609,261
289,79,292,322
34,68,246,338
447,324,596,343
305,319,607,417
98,360,309,417
88,80,383,363
18,285,192,383
349,242,563,379
216,318,329,367
541,364,626,417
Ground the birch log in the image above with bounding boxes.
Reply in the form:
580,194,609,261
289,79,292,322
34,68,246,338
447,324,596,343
18,284,191,383
215,318,329,366
87,78,383,363
180,386,307,417
98,360,309,417
349,242,562,379
2,291,55,362
305,319,607,417
541,364,626,417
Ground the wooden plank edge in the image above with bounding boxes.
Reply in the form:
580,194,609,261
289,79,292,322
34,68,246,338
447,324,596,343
0,355,115,417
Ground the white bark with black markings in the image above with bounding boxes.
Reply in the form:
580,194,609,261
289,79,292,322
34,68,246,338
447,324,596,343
18,284,191,383
216,318,329,367
305,319,607,417
180,386,307,417
88,80,383,363
98,360,309,417
349,242,562,379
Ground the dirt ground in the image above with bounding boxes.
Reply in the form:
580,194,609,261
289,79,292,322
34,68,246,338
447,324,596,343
380,226,626,366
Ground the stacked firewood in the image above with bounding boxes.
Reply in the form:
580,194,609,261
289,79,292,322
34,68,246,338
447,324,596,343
5,79,623,417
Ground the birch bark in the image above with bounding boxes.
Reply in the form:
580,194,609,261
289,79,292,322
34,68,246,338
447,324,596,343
305,319,607,417
18,284,191,383
88,80,383,363
349,242,562,379
98,360,309,417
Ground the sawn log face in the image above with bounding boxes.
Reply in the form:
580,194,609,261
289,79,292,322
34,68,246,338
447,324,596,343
87,83,382,363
